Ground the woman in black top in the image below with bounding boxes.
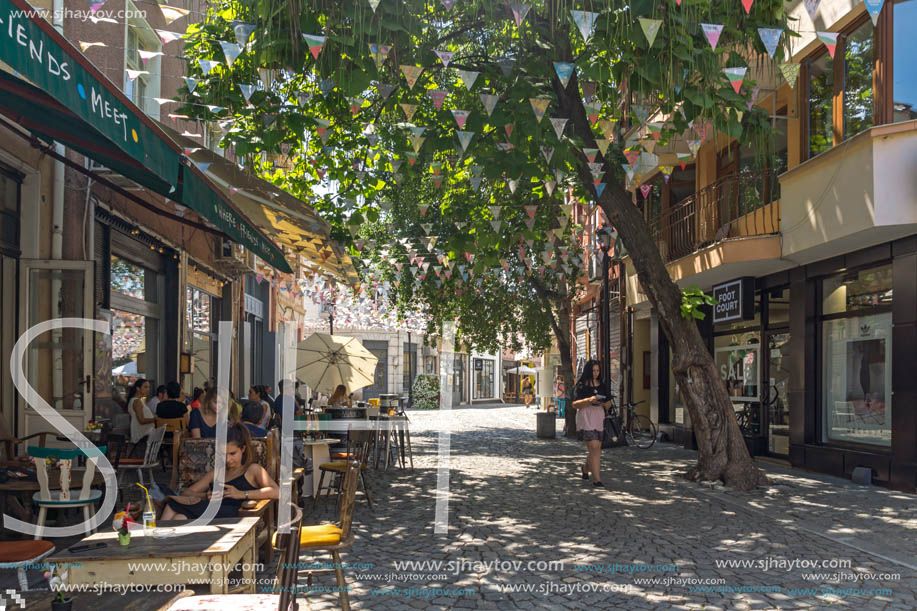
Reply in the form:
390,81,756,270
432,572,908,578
572,360,612,487
161,423,279,520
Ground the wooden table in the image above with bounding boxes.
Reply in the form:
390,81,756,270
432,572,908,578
47,518,259,595
299,438,339,497
10,588,192,610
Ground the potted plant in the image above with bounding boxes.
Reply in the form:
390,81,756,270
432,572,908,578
118,521,131,546
44,567,71,611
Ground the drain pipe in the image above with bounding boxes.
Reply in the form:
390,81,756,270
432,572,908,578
50,0,65,410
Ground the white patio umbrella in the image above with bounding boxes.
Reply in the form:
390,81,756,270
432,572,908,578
295,333,379,394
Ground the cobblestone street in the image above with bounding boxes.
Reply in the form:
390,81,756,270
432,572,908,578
300,404,916,610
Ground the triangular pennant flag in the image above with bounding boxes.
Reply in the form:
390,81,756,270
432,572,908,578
508,179,518,193
490,220,502,232
701,24,724,50
595,183,606,198
88,1,106,14
232,21,257,46
804,0,820,20
525,205,538,220
400,103,418,121
640,184,652,198
553,62,575,88
319,78,334,96
488,206,502,219
480,93,500,116
505,124,514,138
639,18,662,47
159,4,190,25
570,10,598,41
550,117,568,139
125,69,148,81
541,146,554,164
865,0,884,25
469,177,482,190
597,119,617,139
421,223,433,235
544,181,556,195
758,28,781,58
817,31,839,58
219,41,243,67
452,109,471,129
457,70,479,90
584,102,601,126
391,159,404,172
377,83,396,99
368,0,381,11
457,131,475,151
138,50,163,62
441,0,456,10
742,0,754,14
497,57,516,78
238,83,256,102
411,136,426,152
348,97,364,115
430,89,448,110
687,139,702,155
583,148,598,163
595,138,610,156
621,164,635,181
435,50,455,68
624,150,640,167
198,59,219,75
510,3,531,27
369,43,392,70
401,65,424,89
156,29,184,44
677,152,692,170
303,34,326,59
660,166,674,182
779,62,801,88
184,77,199,94
724,67,747,94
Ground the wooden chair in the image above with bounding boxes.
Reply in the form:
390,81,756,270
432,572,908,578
0,541,55,591
155,417,186,473
296,460,360,611
176,438,276,562
0,416,47,465
117,425,166,490
165,503,303,611
313,428,373,511
27,445,106,540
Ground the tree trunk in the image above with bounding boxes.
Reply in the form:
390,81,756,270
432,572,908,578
532,276,578,438
550,32,767,490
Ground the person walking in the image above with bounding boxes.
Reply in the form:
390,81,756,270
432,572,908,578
572,359,611,488
522,376,534,408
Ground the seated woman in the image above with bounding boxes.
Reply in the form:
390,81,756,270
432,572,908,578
328,384,352,407
189,388,220,438
160,423,279,520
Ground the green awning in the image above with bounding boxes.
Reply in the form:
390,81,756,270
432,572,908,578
0,0,291,273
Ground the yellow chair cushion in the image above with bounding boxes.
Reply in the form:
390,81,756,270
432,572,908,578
319,461,347,471
271,523,343,548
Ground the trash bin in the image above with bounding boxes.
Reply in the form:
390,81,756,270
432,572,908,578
536,411,556,439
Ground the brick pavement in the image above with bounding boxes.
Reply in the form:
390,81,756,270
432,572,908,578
297,403,915,610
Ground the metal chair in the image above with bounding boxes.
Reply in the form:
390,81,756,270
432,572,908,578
313,428,373,511
27,445,106,540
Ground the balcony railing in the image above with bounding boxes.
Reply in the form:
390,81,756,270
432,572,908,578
647,169,780,263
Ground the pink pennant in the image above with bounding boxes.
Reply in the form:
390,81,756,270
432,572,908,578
701,24,724,50
505,124,514,138
430,89,448,110
452,109,471,129
640,184,652,198
525,205,538,220
817,31,838,59
741,0,754,13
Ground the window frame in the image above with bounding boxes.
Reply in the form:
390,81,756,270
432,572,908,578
800,12,887,162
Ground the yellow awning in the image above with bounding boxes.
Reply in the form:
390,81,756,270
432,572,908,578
160,125,359,286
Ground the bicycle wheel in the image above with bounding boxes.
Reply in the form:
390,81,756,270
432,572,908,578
627,414,657,449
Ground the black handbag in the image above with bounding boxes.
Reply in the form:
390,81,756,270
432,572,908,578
602,414,620,449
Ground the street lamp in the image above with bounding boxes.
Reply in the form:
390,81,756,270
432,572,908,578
596,225,615,390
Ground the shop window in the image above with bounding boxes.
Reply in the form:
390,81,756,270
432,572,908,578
892,0,917,123
110,254,162,398
822,313,892,446
808,52,835,157
0,166,21,255
767,287,790,326
843,21,875,139
187,287,219,392
822,264,893,315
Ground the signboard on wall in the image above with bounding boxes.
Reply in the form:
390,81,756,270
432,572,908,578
712,278,755,324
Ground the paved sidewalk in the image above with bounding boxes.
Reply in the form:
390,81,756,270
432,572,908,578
298,404,915,610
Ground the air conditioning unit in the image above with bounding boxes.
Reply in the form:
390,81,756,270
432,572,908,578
587,254,604,284
86,159,143,191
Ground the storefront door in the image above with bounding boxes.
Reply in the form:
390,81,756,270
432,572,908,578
765,332,791,457
362,340,388,400
18,260,93,441
452,355,464,404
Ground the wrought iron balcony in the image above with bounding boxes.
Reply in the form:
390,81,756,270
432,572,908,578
647,169,780,264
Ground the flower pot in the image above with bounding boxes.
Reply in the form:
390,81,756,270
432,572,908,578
118,532,131,546
51,598,73,611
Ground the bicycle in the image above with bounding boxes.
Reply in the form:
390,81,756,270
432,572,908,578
604,399,657,449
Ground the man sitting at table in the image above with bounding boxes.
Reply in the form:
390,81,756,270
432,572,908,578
160,423,278,520
241,403,267,438
156,381,189,421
